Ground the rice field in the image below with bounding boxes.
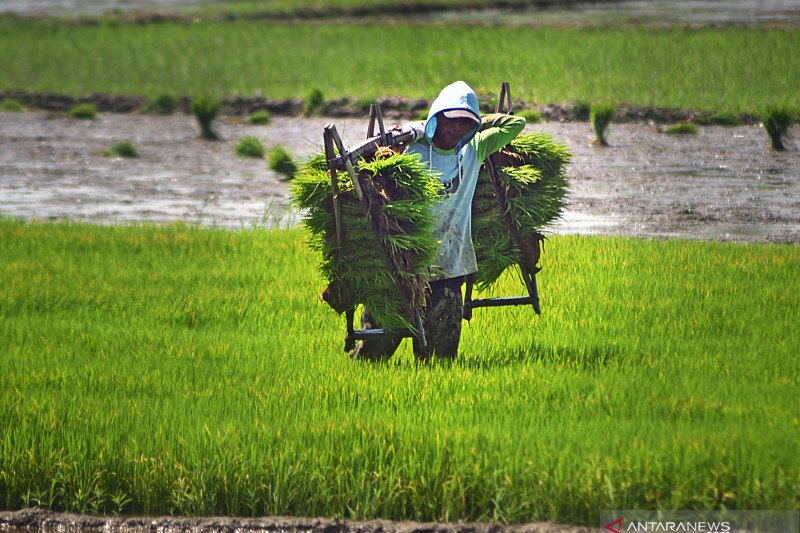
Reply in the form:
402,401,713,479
1,218,798,524
1,19,799,114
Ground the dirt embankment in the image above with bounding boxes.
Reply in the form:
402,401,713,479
0,508,601,533
0,91,760,124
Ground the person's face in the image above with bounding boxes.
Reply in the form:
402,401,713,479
432,115,476,150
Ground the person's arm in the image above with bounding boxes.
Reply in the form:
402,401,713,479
473,113,526,162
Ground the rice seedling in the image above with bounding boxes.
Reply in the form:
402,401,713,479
66,102,97,119
518,108,542,124
303,88,325,116
191,95,221,140
762,105,794,151
104,140,139,157
0,98,25,111
1,21,798,116
291,151,442,328
267,145,298,180
144,93,179,115
664,123,698,134
471,131,570,289
709,112,739,126
0,218,798,524
590,101,615,146
246,109,272,125
235,135,265,158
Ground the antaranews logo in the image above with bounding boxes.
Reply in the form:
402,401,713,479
605,517,624,533
602,510,799,533
604,516,732,532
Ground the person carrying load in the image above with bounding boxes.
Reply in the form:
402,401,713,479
350,80,526,361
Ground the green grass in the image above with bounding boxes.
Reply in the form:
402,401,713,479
104,140,139,157
665,123,698,135
144,93,179,115
303,88,325,116
0,218,798,523
66,102,97,119
708,112,739,126
1,20,798,115
246,110,272,125
517,109,541,124
0,98,25,112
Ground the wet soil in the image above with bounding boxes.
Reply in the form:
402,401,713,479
0,508,601,533
3,0,799,27
1,110,798,243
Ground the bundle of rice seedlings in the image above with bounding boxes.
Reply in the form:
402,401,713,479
471,131,571,290
291,149,442,329
104,140,138,158
191,95,221,140
235,135,265,158
268,146,298,180
665,123,698,135
0,98,25,112
67,103,97,120
591,101,616,146
763,106,794,151
246,110,272,125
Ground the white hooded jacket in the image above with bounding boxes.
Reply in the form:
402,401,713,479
405,81,526,280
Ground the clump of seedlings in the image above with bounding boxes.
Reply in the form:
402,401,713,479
145,94,179,115
291,150,441,329
191,96,221,140
105,140,139,158
665,123,698,135
235,136,265,158
67,103,97,120
590,101,616,146
471,131,571,289
303,88,325,116
246,110,272,125
709,112,739,126
267,146,298,180
762,106,794,151
518,108,542,124
0,98,25,112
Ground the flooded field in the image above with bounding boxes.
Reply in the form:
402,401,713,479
0,111,798,243
2,0,799,25
430,0,800,26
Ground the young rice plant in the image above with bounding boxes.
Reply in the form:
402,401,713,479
590,101,615,146
0,219,798,524
235,135,265,158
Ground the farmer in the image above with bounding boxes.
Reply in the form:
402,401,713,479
351,80,526,361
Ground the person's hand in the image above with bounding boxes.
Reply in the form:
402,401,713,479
383,125,414,153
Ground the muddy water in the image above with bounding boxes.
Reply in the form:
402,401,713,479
1,111,798,243
430,0,800,27
3,0,800,25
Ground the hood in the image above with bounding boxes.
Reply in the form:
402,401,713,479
424,81,481,152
